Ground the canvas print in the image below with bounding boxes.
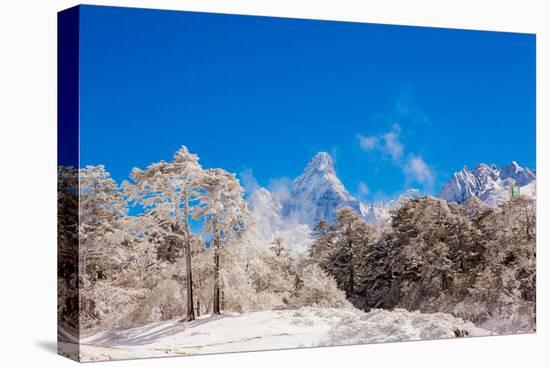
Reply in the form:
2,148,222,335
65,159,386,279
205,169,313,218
57,5,536,362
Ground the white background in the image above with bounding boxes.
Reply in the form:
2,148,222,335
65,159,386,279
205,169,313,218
0,0,547,365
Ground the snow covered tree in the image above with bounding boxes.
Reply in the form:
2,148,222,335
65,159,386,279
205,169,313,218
462,196,492,220
348,218,379,307
382,197,484,312
58,166,79,279
196,168,249,315
459,196,536,332
189,237,214,316
122,146,203,322
216,238,292,312
328,207,357,297
124,231,208,326
309,220,335,270
79,165,127,279
326,207,377,300
292,264,350,308
270,237,285,257
58,166,80,333
77,165,129,329
308,207,378,307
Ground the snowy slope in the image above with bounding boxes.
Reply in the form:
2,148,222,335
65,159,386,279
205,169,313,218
67,307,490,361
437,161,536,206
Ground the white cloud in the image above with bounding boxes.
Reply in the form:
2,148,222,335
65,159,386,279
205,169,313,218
404,155,435,188
268,177,293,204
383,125,404,162
358,181,369,195
357,124,403,163
357,124,435,191
357,135,379,151
330,146,339,164
238,169,294,204
357,181,370,199
238,168,260,195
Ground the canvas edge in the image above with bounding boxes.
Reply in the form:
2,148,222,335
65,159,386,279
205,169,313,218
57,4,82,363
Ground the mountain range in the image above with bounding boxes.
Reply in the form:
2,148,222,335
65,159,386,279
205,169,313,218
247,152,536,252
437,161,536,206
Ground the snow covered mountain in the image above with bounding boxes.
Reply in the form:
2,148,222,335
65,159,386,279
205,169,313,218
247,152,422,252
247,152,365,253
437,161,536,206
282,152,364,227
279,152,420,227
360,188,421,226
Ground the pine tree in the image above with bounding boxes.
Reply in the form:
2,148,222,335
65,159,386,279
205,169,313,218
309,220,335,270
326,208,354,297
79,165,127,279
123,146,203,322
465,196,536,330
270,237,285,257
58,166,80,332
196,168,248,315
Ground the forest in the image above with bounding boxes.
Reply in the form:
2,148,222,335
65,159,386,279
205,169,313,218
309,195,535,333
58,146,536,344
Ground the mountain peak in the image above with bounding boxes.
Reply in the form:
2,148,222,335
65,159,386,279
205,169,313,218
294,152,342,193
500,161,535,186
283,152,360,226
304,152,335,175
438,160,535,206
501,161,521,175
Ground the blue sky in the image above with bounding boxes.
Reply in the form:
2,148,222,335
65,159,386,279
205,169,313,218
79,5,535,201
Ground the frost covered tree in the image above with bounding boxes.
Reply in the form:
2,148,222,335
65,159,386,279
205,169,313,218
309,220,335,270
312,195,536,333
77,165,128,328
196,168,248,315
462,196,492,220
308,207,378,307
266,237,295,305
347,217,379,307
292,264,349,309
330,207,359,297
458,196,536,332
319,208,377,299
270,237,285,257
378,197,484,312
122,146,203,322
79,165,127,282
58,166,80,332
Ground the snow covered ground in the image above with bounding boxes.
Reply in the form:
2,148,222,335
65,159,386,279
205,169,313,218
61,307,491,362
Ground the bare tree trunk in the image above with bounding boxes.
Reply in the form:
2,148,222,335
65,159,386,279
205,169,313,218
347,223,354,297
181,192,195,322
212,215,221,315
221,285,225,311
